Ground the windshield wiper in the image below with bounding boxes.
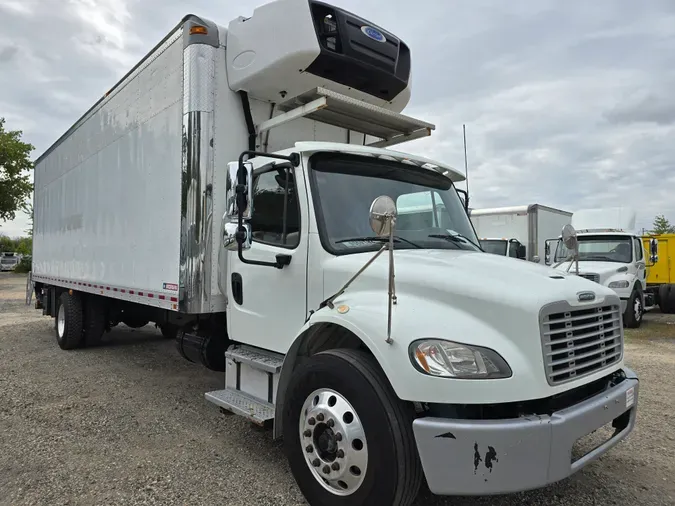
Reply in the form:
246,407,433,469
428,233,481,249
336,236,423,249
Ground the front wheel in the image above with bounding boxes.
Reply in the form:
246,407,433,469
282,349,422,506
623,289,643,328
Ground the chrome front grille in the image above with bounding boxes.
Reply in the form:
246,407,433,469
540,302,623,385
579,273,600,283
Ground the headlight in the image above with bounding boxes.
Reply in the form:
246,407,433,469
409,339,512,379
608,280,629,289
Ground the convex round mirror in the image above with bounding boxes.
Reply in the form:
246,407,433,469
561,224,578,250
369,195,397,237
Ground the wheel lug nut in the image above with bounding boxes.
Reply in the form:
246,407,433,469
312,458,320,467
337,450,344,458
308,417,316,426
327,419,334,427
335,432,343,442
332,462,340,471
306,445,313,453
316,413,325,422
304,429,312,437
323,465,331,474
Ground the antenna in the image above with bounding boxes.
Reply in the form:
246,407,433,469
463,124,469,196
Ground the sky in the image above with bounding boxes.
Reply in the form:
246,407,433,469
1,0,675,238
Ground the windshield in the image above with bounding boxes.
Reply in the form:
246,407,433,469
480,239,507,256
554,235,633,263
309,153,480,254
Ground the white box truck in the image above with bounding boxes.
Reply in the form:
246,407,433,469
29,1,639,504
546,207,656,329
470,204,572,263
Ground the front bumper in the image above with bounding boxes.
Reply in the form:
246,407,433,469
412,368,639,496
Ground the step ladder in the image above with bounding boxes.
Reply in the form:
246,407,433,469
205,344,284,425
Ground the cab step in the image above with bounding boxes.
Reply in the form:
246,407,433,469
205,388,275,425
205,344,285,425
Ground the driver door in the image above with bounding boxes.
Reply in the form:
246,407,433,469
226,163,309,354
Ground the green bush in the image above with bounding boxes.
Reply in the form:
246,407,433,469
13,255,31,274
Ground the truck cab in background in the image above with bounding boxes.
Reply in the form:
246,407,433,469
0,252,21,272
479,237,526,259
546,208,654,328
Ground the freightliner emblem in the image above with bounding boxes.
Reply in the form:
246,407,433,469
577,291,596,302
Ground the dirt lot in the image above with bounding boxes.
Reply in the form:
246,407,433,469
1,273,674,506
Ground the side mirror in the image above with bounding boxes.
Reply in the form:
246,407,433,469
224,160,253,251
369,195,398,236
544,239,555,266
650,238,659,264
517,244,526,260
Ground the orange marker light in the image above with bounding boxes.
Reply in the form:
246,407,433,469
415,348,430,373
190,25,208,35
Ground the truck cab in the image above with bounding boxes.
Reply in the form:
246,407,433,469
0,252,21,272
479,237,526,259
546,208,653,327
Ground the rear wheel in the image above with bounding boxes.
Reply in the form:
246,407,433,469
283,349,422,506
659,284,675,314
55,291,84,350
623,289,643,328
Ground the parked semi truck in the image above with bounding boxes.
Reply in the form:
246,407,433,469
29,1,639,504
1,252,21,272
546,207,654,328
641,233,675,313
470,204,572,263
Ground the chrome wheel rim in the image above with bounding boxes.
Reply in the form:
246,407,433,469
57,303,66,338
299,388,368,496
634,297,642,321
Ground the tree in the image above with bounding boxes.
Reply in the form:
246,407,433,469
648,215,675,235
24,202,33,237
0,117,34,222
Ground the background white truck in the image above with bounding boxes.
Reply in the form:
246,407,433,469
546,207,654,328
28,1,639,504
470,204,572,263
1,252,22,272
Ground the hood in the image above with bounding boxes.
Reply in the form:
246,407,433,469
554,260,628,276
323,249,614,313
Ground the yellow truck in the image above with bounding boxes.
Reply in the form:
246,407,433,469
642,234,675,313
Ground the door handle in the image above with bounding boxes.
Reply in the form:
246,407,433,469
231,273,243,305
275,254,292,268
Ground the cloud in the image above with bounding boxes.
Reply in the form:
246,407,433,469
1,0,675,237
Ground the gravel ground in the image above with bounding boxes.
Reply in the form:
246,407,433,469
0,272,674,506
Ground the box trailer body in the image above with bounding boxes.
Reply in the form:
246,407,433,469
469,204,572,263
547,207,653,328
29,2,639,504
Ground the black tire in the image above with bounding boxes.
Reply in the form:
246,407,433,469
160,324,179,340
282,349,422,506
55,291,84,350
83,295,107,346
659,284,675,314
623,289,643,328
